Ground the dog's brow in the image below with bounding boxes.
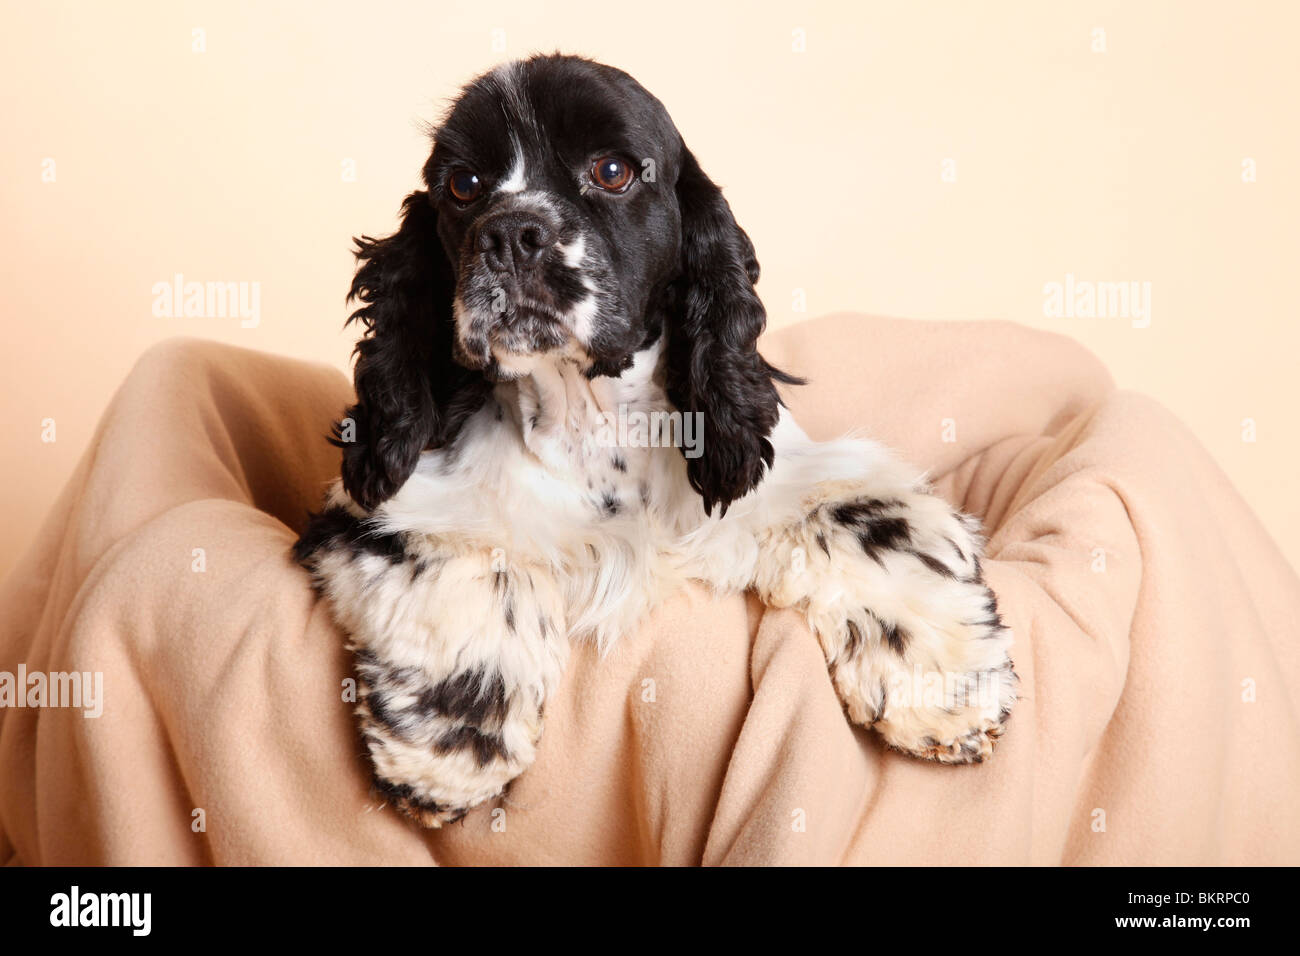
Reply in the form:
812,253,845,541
496,146,526,194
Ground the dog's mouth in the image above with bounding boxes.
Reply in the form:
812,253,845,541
453,280,583,375
497,291,567,329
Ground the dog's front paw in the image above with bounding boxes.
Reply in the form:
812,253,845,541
868,626,1017,765
354,646,550,826
845,499,1018,763
304,528,569,827
828,570,1018,765
759,485,1018,763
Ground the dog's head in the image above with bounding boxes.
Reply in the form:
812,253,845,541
341,54,796,514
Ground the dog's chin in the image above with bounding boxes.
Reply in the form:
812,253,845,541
453,304,587,381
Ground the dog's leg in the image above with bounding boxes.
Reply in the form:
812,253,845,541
299,512,567,826
700,420,1017,763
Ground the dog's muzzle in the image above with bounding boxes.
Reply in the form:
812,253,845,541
454,202,580,369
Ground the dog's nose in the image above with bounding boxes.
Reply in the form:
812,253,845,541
476,211,558,273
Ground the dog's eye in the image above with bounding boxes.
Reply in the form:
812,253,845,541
447,169,483,203
590,157,634,192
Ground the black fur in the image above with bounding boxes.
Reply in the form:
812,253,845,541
868,610,909,656
911,549,957,579
337,192,490,511
434,724,510,766
355,651,512,765
664,146,802,515
292,505,409,565
830,498,915,568
415,667,509,727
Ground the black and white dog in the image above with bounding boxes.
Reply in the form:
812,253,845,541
295,54,1016,827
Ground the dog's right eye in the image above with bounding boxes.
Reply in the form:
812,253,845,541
590,156,634,192
448,169,483,203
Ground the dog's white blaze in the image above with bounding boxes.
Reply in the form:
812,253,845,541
558,236,596,343
498,149,527,193
567,290,599,344
558,234,586,268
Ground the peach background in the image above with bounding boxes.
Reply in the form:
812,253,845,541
2,0,1297,581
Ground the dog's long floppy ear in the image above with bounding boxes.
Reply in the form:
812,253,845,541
337,190,487,510
664,146,802,517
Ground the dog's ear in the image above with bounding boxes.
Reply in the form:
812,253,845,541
337,190,487,510
664,146,801,516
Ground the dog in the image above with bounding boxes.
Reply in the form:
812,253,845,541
294,54,1017,827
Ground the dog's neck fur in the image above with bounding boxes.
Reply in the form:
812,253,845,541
491,341,671,485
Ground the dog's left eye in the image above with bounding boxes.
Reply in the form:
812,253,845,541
590,156,634,192
447,169,483,203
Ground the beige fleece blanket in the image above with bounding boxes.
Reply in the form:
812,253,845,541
2,313,1297,865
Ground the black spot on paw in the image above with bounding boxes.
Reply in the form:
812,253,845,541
815,531,830,557
854,518,911,563
829,499,912,566
846,619,864,655
413,668,508,727
362,689,421,742
910,548,956,579
828,498,904,524
434,723,510,766
868,610,908,655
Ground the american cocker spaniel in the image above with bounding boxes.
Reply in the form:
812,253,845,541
294,54,1017,827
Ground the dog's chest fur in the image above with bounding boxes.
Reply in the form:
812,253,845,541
498,347,663,521
365,342,700,645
